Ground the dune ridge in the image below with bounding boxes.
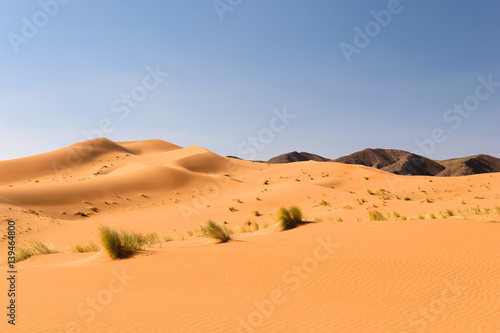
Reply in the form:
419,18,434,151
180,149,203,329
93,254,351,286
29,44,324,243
1,138,499,333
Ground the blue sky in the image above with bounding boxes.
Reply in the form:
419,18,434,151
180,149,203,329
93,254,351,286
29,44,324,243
0,0,499,161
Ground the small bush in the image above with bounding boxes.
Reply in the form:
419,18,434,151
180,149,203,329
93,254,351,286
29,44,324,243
228,206,237,212
276,206,304,231
368,210,386,221
98,225,144,259
75,211,89,217
201,220,233,243
90,207,99,213
15,241,59,262
252,210,262,217
70,241,100,253
403,196,411,201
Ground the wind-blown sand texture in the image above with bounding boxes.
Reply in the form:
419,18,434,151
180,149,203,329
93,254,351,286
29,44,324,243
1,138,499,332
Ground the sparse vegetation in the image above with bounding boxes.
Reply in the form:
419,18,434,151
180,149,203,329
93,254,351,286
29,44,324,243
74,211,89,217
252,210,262,217
228,206,237,212
90,207,99,213
15,241,59,262
201,220,233,243
368,210,386,221
98,225,145,259
276,206,304,231
70,241,100,253
403,196,411,201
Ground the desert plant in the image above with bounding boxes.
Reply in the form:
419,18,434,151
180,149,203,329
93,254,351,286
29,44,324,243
201,220,233,243
276,206,304,231
70,241,100,253
15,241,59,262
403,196,411,201
74,211,89,217
367,210,386,221
355,198,367,205
252,210,262,217
90,207,99,213
98,225,144,259
228,206,237,212
366,189,375,195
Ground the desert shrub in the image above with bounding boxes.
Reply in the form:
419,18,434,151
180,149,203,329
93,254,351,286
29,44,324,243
99,225,144,259
252,210,262,217
367,210,386,221
74,211,89,217
201,220,233,243
15,241,59,262
276,206,304,231
70,241,100,253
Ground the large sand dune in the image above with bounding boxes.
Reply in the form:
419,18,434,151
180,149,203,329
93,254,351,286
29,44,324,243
1,139,499,332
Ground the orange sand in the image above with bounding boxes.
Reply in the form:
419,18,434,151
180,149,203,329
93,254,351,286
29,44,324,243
1,138,499,332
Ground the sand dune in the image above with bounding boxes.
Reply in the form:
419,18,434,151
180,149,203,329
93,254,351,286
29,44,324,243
1,139,499,332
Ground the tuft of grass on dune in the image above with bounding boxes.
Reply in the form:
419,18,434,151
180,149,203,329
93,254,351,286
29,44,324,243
70,241,100,253
276,206,304,231
15,241,59,263
201,219,233,243
98,225,146,259
367,210,386,221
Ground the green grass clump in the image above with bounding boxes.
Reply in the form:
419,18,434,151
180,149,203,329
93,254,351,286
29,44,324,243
367,210,386,221
201,220,233,243
15,241,59,262
98,225,145,259
318,200,330,206
70,241,100,253
276,206,304,231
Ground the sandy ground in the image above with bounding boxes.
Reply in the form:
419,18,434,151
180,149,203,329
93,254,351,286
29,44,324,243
0,138,499,333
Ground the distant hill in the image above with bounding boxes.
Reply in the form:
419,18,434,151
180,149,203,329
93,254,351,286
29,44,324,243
256,148,500,177
436,154,500,177
267,151,330,164
334,148,445,176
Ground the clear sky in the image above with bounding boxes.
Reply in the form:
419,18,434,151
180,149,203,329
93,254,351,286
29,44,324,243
1,0,499,161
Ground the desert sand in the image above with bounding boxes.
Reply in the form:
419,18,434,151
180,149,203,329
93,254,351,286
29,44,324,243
1,138,499,333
